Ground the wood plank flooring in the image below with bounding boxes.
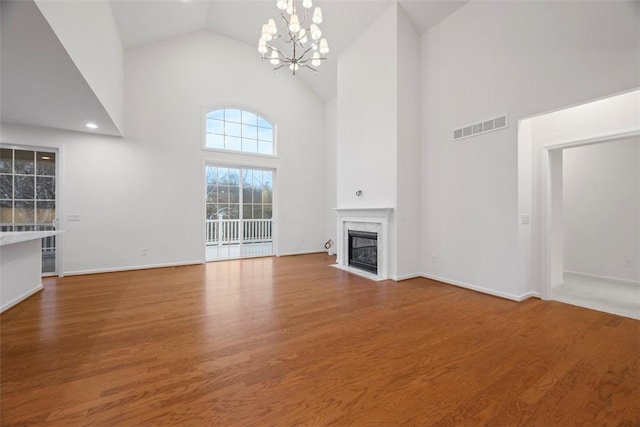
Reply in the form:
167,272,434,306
1,253,638,426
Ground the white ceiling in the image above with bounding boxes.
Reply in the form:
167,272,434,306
0,0,468,137
111,0,469,100
1,1,122,136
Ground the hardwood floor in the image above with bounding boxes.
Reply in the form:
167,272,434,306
1,253,638,426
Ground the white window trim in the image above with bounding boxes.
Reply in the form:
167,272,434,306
201,105,278,158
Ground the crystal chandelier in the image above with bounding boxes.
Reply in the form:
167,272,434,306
258,0,330,76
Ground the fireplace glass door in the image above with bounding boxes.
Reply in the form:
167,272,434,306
348,230,378,274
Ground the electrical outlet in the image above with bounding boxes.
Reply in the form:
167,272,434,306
141,248,148,256
431,256,437,264
626,259,633,267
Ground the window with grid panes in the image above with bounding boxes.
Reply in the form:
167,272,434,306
0,148,56,228
0,148,57,273
205,108,274,155
205,167,272,221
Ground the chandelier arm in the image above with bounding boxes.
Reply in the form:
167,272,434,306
301,56,326,64
298,56,326,66
266,44,285,57
292,36,297,64
297,45,316,58
279,11,297,40
279,11,289,27
299,7,308,27
300,63,318,72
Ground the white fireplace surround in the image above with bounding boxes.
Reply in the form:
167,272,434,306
333,207,393,281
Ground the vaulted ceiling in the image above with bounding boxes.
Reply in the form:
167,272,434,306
0,0,468,137
110,0,468,101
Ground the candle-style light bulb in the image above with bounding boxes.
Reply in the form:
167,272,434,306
270,50,280,65
311,51,321,67
289,14,301,33
312,7,322,24
319,38,329,54
258,37,268,54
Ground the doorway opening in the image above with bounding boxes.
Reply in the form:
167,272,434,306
548,138,639,319
518,89,639,318
205,165,274,261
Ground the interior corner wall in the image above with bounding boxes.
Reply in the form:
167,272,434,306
395,5,421,279
1,30,327,274
336,4,398,209
563,138,640,283
420,1,640,299
324,97,338,252
35,0,124,134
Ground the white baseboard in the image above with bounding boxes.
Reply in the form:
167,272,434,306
65,260,203,276
420,273,539,302
278,250,326,257
1,284,44,313
390,273,422,281
517,291,542,300
564,270,640,286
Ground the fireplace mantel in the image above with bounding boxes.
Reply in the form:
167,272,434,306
333,207,394,213
333,207,393,281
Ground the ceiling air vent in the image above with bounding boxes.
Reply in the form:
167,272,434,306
453,115,508,141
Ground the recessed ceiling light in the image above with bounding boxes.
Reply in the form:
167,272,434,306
85,122,98,129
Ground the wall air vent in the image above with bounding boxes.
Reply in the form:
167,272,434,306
453,115,508,141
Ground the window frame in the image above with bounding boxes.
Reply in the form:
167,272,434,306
202,106,278,158
0,143,61,276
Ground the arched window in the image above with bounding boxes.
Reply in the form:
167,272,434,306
205,108,274,155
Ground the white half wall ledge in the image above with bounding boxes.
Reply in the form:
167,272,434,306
421,273,541,302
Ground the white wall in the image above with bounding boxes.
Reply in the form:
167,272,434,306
395,6,421,279
1,30,327,274
530,91,640,146
563,138,640,283
336,4,399,277
421,1,640,299
336,4,422,279
325,97,337,253
337,5,398,209
35,0,124,134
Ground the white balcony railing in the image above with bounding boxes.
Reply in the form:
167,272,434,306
205,219,272,246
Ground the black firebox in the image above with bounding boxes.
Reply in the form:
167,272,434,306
348,230,378,274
